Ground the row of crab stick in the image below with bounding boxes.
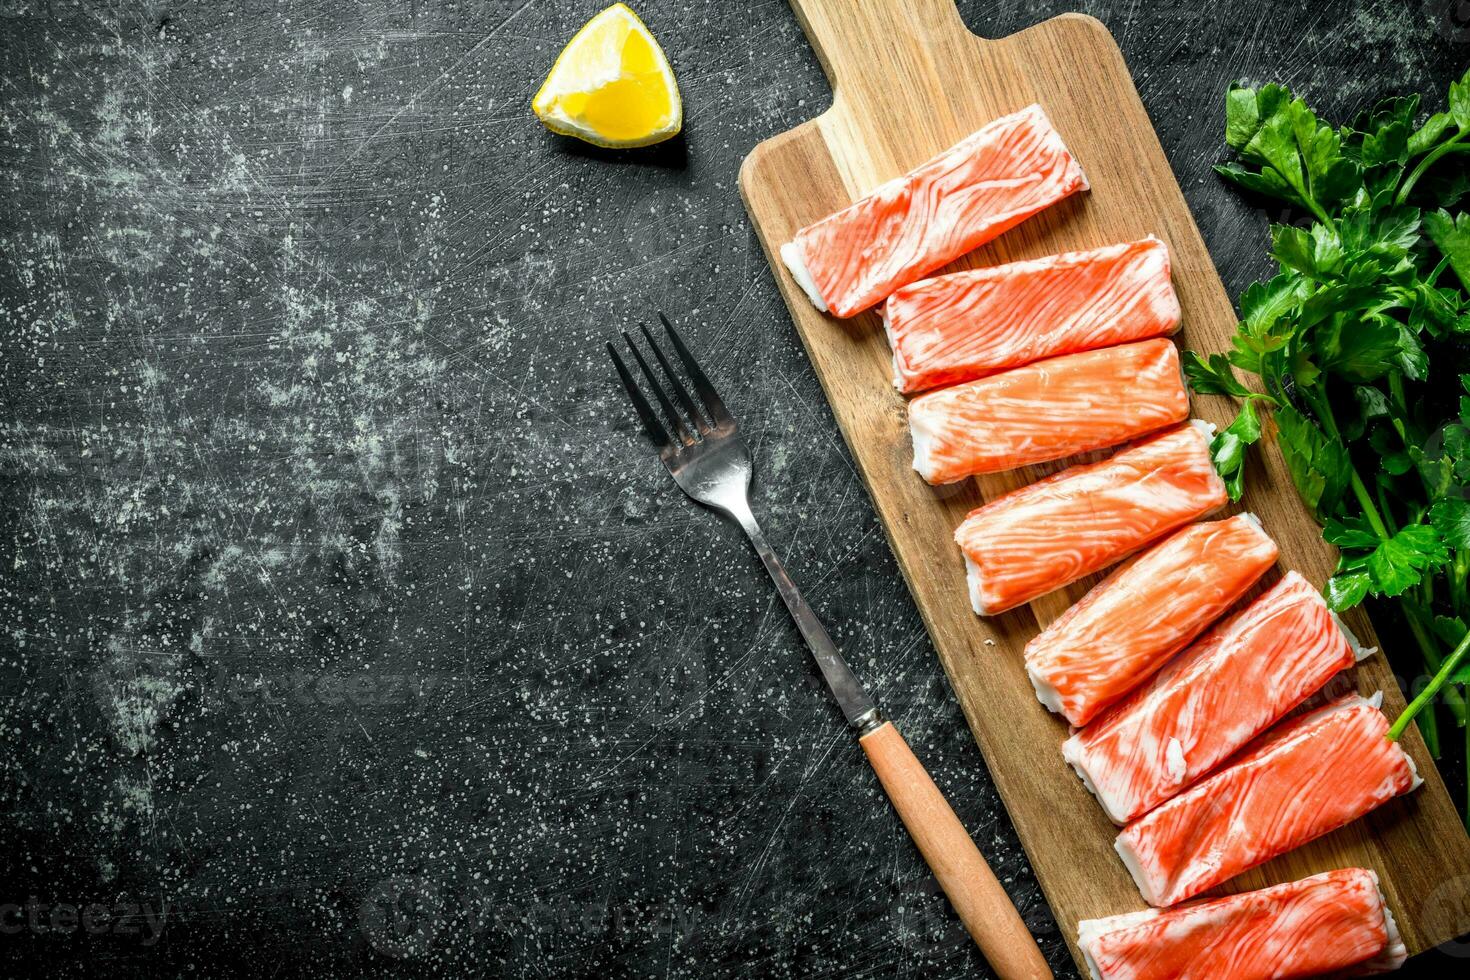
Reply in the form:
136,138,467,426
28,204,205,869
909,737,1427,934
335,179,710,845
950,354,1419,965
1116,692,1420,908
783,105,1415,977
989,441,1421,975
780,104,1189,496
1062,570,1364,824
982,409,1420,920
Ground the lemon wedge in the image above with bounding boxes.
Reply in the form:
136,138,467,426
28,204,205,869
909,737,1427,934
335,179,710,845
532,4,682,149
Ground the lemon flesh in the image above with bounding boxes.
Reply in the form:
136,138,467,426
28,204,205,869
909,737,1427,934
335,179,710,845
533,4,682,149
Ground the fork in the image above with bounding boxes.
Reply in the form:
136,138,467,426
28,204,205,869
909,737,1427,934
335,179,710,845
608,313,1052,980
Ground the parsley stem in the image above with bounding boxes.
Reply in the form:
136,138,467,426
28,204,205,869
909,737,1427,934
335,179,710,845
1377,483,1399,536
1388,373,1409,428
1301,194,1333,229
1421,690,1441,758
1430,256,1452,288
1454,550,1470,612
1396,129,1468,205
1402,602,1468,726
1292,386,1466,732
1301,386,1392,540
1390,627,1470,740
1350,474,1389,538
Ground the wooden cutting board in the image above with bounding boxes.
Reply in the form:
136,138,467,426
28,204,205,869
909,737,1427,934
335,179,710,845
738,0,1470,971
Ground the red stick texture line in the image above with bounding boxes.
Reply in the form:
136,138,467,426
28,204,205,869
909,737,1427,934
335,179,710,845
1114,694,1421,908
1064,570,1358,824
781,103,1087,318
886,237,1179,394
954,423,1227,617
1077,867,1404,980
1025,514,1278,729
909,338,1188,485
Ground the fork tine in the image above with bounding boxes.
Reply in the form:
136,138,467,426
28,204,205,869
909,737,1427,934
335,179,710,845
623,331,695,446
608,342,672,451
659,312,733,428
639,322,710,433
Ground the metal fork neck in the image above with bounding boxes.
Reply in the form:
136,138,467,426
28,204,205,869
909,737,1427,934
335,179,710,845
718,497,881,734
847,706,886,737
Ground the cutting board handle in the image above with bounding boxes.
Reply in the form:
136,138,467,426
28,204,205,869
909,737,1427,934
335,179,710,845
789,0,975,112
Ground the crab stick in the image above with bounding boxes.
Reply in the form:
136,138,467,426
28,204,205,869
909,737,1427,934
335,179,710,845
1115,694,1421,907
909,338,1189,485
1065,571,1364,824
1026,514,1278,727
1077,867,1405,980
780,103,1087,318
954,423,1226,616
885,237,1180,394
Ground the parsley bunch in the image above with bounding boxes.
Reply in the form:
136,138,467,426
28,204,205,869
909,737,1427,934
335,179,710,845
1184,69,1470,790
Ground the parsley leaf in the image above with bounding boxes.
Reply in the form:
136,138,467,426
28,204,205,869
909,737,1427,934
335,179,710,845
1272,223,1342,278
1430,496,1470,550
1365,525,1449,596
1451,71,1470,131
1409,112,1453,157
1313,313,1401,382
1210,400,1264,501
1240,272,1309,332
1423,209,1470,292
1325,571,1372,611
1182,351,1252,397
1275,404,1350,519
1221,83,1355,220
1324,514,1381,550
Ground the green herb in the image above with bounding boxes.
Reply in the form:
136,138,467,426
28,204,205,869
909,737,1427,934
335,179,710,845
1186,68,1470,819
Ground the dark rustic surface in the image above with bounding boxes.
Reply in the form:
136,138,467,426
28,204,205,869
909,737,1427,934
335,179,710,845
3,1,1468,976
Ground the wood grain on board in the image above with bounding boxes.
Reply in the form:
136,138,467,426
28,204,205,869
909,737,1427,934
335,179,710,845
737,0,1470,971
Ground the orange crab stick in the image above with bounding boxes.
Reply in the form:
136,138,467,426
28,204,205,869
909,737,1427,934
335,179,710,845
781,103,1087,318
1026,514,1278,728
885,237,1179,394
954,423,1227,616
1065,571,1364,824
1077,868,1405,980
909,339,1189,485
1115,694,1421,908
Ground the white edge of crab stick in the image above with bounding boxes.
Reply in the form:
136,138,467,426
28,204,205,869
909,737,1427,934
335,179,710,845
1062,735,1132,826
964,554,993,617
1331,610,1379,661
1075,908,1157,980
1188,417,1217,440
1364,869,1409,974
1027,663,1066,716
881,309,913,392
779,240,828,313
907,400,948,484
1111,829,1161,907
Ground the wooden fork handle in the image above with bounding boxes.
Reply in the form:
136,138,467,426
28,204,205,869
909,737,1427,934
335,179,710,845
860,721,1054,980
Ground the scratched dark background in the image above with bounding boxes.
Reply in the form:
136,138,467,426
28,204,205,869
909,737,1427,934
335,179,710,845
2,0,1469,976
